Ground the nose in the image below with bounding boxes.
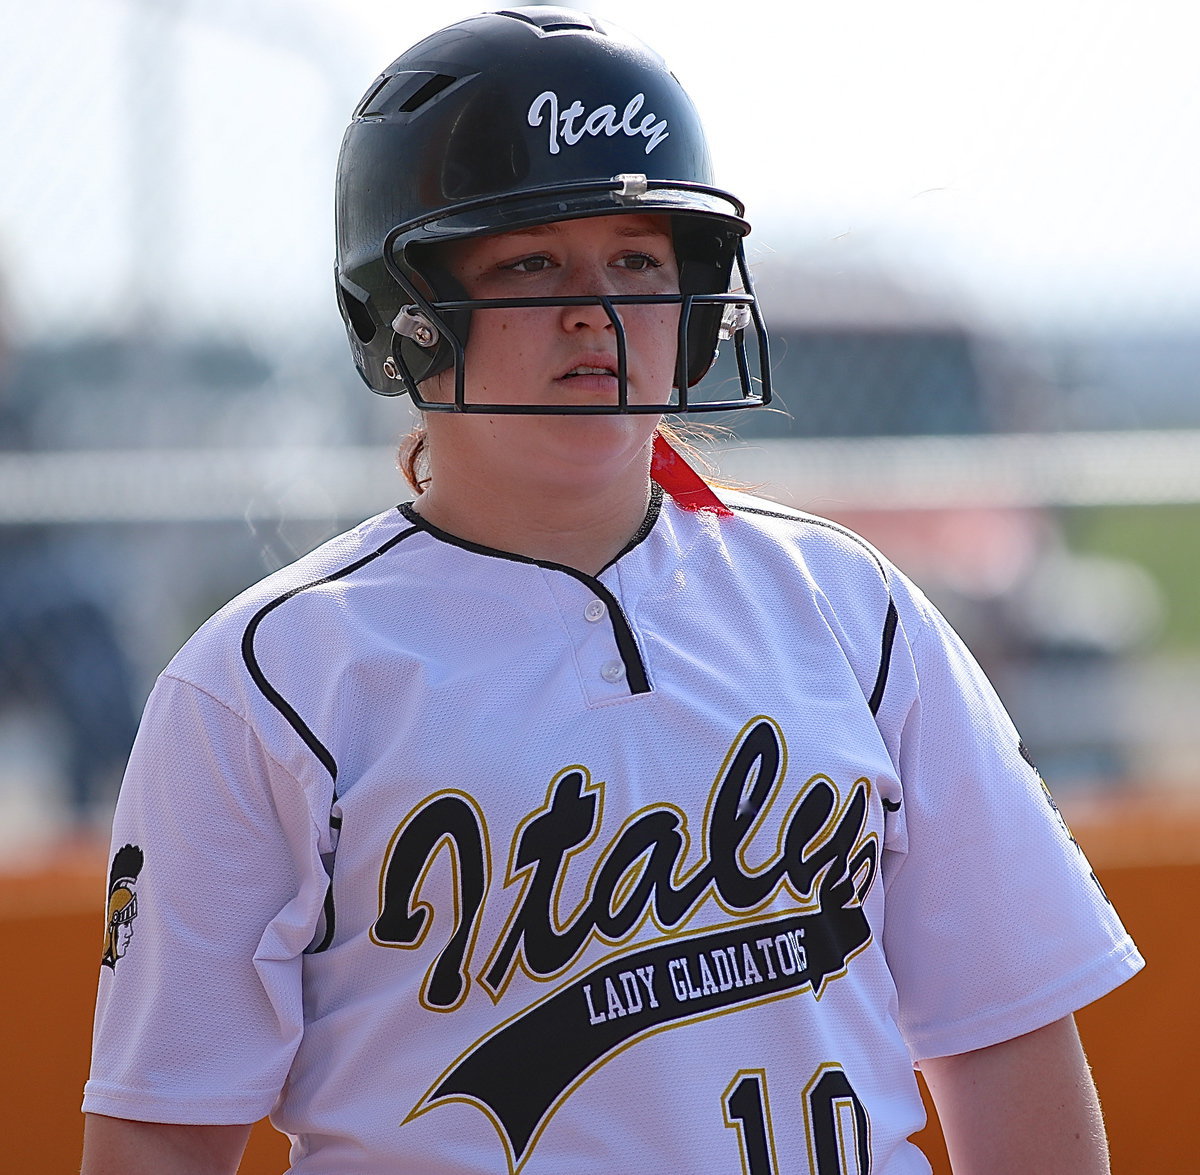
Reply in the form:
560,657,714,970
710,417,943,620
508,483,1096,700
557,257,617,333
559,298,615,334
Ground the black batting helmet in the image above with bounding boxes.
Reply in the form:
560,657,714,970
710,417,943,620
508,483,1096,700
334,6,770,414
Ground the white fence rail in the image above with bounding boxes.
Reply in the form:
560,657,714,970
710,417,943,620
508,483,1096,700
1,431,1198,524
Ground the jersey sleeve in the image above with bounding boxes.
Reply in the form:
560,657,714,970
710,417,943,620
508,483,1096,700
83,673,331,1124
875,570,1144,1062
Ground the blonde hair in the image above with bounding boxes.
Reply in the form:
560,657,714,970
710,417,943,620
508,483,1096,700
399,426,432,494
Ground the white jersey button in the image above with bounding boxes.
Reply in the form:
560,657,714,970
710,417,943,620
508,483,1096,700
584,600,606,622
600,660,626,683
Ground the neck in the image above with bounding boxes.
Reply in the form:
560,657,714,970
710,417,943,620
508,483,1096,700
412,431,656,576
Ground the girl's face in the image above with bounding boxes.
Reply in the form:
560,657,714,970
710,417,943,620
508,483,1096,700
426,213,681,411
419,214,682,495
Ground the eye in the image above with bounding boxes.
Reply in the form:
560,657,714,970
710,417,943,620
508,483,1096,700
613,252,663,272
501,253,555,274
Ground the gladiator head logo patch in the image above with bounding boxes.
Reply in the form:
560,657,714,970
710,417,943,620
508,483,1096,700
101,844,144,969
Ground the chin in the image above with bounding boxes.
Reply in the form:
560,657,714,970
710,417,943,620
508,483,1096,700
523,412,658,468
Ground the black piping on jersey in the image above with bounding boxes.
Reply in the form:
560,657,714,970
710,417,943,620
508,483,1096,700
241,522,423,952
868,597,899,716
396,486,662,696
241,524,424,779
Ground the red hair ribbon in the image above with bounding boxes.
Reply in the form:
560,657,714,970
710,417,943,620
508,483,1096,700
651,433,733,516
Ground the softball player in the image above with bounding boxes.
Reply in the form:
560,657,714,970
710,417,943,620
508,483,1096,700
83,9,1142,1173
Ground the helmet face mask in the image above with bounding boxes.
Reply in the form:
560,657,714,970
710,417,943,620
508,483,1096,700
334,6,771,415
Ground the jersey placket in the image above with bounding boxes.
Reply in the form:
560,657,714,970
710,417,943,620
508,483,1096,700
540,566,651,703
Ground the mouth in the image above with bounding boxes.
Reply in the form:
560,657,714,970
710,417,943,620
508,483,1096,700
559,363,618,380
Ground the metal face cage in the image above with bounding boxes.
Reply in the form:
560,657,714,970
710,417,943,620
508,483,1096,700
375,180,773,416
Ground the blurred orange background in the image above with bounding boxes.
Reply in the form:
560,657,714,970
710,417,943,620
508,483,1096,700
10,791,1190,1173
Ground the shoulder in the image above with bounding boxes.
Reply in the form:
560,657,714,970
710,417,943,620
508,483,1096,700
164,507,425,695
710,490,949,662
685,488,907,719
713,489,893,589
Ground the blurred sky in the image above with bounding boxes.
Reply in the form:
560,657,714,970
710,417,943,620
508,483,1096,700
2,0,1198,341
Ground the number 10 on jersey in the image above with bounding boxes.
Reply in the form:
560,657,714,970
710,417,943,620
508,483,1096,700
723,1064,871,1174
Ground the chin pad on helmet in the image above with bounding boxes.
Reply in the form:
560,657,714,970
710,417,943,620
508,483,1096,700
390,248,471,387
674,217,741,385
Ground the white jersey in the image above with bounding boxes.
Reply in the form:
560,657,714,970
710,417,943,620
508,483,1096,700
85,486,1142,1174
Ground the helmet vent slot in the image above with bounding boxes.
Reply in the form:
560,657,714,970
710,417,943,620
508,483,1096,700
337,281,377,345
497,9,597,32
356,71,457,118
397,73,457,113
